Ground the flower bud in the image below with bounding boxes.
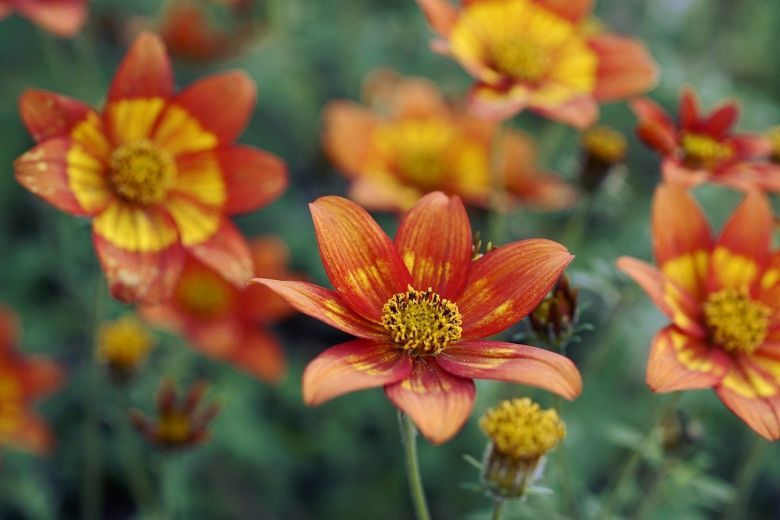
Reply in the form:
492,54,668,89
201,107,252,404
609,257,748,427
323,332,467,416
529,275,578,346
97,315,154,385
579,125,627,193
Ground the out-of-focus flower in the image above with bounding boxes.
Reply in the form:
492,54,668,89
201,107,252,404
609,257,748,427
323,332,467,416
480,398,565,498
14,33,287,304
142,236,300,383
252,192,581,444
324,70,577,211
618,185,780,441
631,87,780,191
97,314,154,384
529,274,578,346
0,307,65,454
579,125,627,193
416,0,658,127
765,126,780,164
0,0,87,37
131,379,219,450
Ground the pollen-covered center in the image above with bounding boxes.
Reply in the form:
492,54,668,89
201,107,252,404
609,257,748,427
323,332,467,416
491,37,551,82
480,398,565,460
703,288,770,354
109,140,176,205
0,375,23,439
157,411,192,444
381,286,462,356
680,133,734,169
375,120,453,188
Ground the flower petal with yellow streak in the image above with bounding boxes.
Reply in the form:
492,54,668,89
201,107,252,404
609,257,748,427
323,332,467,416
172,151,227,207
164,195,221,247
717,360,780,440
93,201,178,253
152,105,218,156
646,326,726,393
185,218,253,288
105,98,166,145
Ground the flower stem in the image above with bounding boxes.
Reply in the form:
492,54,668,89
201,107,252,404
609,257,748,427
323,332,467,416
491,498,506,520
722,435,768,520
398,412,431,520
553,395,579,519
116,391,156,514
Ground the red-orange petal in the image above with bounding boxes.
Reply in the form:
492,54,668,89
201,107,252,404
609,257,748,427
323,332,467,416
468,83,529,122
416,0,459,36
678,86,700,131
321,101,379,177
703,101,739,138
19,89,93,142
0,3,12,19
229,329,287,384
186,218,253,289
108,32,173,103
531,96,599,129
716,383,780,441
15,0,87,37
457,239,573,338
19,357,65,398
395,192,472,299
438,340,582,400
590,34,658,101
249,279,386,338
385,359,475,445
217,145,288,215
310,196,411,321
303,339,411,406
532,0,592,23
7,413,54,454
646,326,727,393
632,98,677,155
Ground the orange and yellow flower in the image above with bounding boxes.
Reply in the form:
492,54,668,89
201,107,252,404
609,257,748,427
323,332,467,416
0,307,65,454
252,192,581,444
141,235,299,383
14,33,287,304
632,87,780,191
618,185,780,440
324,70,577,211
0,0,87,37
416,0,658,127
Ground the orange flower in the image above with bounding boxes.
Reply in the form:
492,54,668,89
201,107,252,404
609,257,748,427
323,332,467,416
0,0,87,37
324,70,577,211
618,185,780,440
14,33,288,304
416,0,658,127
252,192,581,444
0,307,65,454
632,87,780,191
141,236,299,383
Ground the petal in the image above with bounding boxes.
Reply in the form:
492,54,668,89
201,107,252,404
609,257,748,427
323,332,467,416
105,97,167,146
108,32,173,103
438,340,582,399
678,86,700,131
395,192,472,299
385,359,475,445
6,413,55,454
457,239,573,338
590,34,659,101
632,98,678,155
468,83,530,122
170,71,256,144
229,329,287,384
310,196,411,321
385,77,451,119
703,101,739,138
416,0,459,36
531,96,599,129
14,0,87,37
171,151,227,207
19,89,93,142
322,101,379,177
217,146,288,215
646,326,727,393
19,358,65,398
151,103,219,156
185,218,253,288
531,0,592,23
303,339,412,406
717,359,780,441
249,279,386,339
164,195,222,247
349,176,422,212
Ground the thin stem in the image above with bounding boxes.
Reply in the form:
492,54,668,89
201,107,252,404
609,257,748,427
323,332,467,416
491,498,506,520
116,391,156,514
634,459,676,520
722,435,768,520
553,395,579,519
398,412,431,520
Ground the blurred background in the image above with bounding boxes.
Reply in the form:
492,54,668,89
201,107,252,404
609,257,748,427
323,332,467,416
1,0,779,518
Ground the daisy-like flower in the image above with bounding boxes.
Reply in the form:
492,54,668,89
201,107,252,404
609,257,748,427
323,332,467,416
416,0,658,127
0,307,65,454
252,192,581,444
14,33,287,304
0,0,87,37
141,236,300,383
618,185,780,440
324,70,577,211
631,87,780,191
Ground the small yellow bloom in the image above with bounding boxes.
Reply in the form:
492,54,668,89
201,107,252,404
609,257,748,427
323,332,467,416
97,315,154,382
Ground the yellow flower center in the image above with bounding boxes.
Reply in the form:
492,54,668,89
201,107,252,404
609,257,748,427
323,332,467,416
582,126,627,164
0,376,23,439
491,37,551,82
175,270,233,318
97,315,154,370
374,120,454,188
480,397,566,460
766,126,780,163
157,411,192,444
680,133,734,169
109,140,176,205
381,286,462,356
703,289,770,354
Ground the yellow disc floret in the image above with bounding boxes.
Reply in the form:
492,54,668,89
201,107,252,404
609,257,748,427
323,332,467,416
680,133,734,169
381,286,462,356
109,140,176,205
582,125,628,164
157,411,192,444
0,376,23,439
703,288,770,354
374,120,454,188
480,398,566,460
492,37,551,82
97,315,154,371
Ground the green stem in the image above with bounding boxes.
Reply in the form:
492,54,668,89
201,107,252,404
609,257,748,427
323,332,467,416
116,391,156,514
398,412,432,520
553,395,579,519
491,498,506,520
634,459,675,520
722,435,768,520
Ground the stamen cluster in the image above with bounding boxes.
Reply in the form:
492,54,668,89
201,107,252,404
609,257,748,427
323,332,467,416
109,140,176,205
703,288,770,354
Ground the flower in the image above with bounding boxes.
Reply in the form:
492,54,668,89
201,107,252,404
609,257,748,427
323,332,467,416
0,0,87,37
14,32,288,304
416,0,658,127
579,124,627,193
141,235,300,383
765,126,780,164
97,314,154,384
0,307,65,454
252,192,581,444
529,274,578,346
131,379,219,450
480,397,565,498
323,70,577,211
617,185,780,440
631,87,780,191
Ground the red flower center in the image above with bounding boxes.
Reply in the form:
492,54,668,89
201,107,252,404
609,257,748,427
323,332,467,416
109,140,176,205
703,288,769,354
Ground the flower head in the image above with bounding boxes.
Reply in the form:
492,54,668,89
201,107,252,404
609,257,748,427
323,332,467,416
631,87,780,191
0,307,65,454
529,274,578,345
0,0,87,37
417,0,658,127
324,70,576,212
97,314,154,384
252,192,581,444
618,185,780,440
141,236,299,383
14,33,287,304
